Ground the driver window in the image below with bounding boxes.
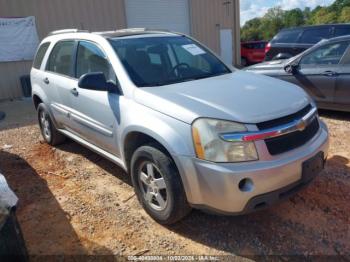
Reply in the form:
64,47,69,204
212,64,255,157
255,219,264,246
300,41,349,66
76,41,116,82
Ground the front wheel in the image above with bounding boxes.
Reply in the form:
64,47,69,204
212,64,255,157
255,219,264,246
131,144,191,224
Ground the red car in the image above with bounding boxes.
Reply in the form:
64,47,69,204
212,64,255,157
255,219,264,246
241,41,267,66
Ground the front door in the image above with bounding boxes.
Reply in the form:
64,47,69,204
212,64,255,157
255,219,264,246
284,41,350,105
69,40,121,156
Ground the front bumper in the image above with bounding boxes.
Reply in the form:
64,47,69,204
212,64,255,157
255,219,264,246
173,120,329,214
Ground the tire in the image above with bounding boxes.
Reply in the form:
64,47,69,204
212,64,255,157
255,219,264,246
241,57,248,67
130,144,191,225
37,103,65,146
0,211,28,261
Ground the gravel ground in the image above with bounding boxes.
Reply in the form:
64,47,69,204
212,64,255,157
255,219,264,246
0,102,349,259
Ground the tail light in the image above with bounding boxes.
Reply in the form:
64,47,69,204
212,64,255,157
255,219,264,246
265,42,271,54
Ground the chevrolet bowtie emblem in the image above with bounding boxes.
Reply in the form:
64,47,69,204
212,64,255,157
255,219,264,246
296,119,307,131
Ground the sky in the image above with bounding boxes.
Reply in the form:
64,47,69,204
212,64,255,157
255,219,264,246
240,0,336,26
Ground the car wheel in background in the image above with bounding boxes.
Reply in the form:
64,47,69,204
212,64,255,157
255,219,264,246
131,144,191,225
37,103,65,146
241,57,248,67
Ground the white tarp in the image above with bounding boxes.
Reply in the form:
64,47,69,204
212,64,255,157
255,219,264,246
0,16,39,62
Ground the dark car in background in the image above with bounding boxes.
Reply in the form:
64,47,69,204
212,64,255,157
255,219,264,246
241,41,267,66
246,35,350,112
265,24,350,61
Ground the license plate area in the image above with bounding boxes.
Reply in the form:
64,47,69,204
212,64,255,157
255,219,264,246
302,152,324,183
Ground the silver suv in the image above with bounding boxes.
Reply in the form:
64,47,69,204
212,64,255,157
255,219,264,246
31,29,329,224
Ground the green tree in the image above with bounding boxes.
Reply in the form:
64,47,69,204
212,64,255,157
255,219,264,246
241,18,263,41
284,8,305,27
303,7,312,24
312,8,338,24
261,7,285,39
339,6,350,22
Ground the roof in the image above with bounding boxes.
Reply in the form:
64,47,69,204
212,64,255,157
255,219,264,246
97,28,180,38
280,23,350,31
48,28,180,38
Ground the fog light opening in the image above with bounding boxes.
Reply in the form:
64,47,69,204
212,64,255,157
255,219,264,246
239,178,254,192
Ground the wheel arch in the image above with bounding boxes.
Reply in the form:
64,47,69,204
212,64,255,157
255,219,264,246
123,130,174,174
32,94,43,109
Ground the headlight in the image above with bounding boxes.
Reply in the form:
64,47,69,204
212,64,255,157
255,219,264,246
192,118,258,163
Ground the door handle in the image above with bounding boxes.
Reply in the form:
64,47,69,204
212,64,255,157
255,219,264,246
323,71,337,77
70,88,79,96
43,77,50,84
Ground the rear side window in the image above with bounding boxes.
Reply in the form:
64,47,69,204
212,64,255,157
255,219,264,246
334,27,350,37
47,41,75,77
33,42,50,69
271,30,302,44
299,28,330,44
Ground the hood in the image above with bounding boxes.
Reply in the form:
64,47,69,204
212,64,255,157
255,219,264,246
134,70,310,124
245,59,288,71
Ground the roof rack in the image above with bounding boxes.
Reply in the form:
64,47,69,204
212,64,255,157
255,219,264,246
49,29,88,36
94,28,172,34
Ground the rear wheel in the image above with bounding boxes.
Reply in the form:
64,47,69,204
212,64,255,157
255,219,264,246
131,144,191,224
37,103,65,146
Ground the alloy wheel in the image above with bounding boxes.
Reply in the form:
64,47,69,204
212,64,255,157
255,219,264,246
138,162,168,211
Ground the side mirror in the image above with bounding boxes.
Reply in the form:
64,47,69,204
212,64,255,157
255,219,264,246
284,64,298,74
78,72,120,93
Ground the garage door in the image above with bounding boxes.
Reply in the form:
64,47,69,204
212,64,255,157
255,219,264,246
125,0,190,35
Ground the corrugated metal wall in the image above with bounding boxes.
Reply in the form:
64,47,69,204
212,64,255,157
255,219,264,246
190,0,240,65
0,0,126,100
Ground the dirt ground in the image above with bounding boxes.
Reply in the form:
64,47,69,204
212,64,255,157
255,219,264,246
0,100,349,259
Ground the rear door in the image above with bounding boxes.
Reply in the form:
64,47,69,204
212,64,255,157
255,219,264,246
45,40,77,128
68,40,120,155
285,41,350,104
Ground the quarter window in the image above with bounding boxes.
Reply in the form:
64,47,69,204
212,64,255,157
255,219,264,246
300,41,350,65
47,41,75,77
76,41,115,82
33,42,50,69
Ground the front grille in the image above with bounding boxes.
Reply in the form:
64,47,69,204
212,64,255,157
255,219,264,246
257,104,312,130
257,104,320,155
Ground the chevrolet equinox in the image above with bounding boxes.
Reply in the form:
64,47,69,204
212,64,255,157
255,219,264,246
31,29,329,224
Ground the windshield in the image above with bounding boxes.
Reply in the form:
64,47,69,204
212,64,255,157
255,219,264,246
109,36,231,87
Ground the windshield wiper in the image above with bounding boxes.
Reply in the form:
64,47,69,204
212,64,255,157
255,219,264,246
139,72,229,87
193,72,228,80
